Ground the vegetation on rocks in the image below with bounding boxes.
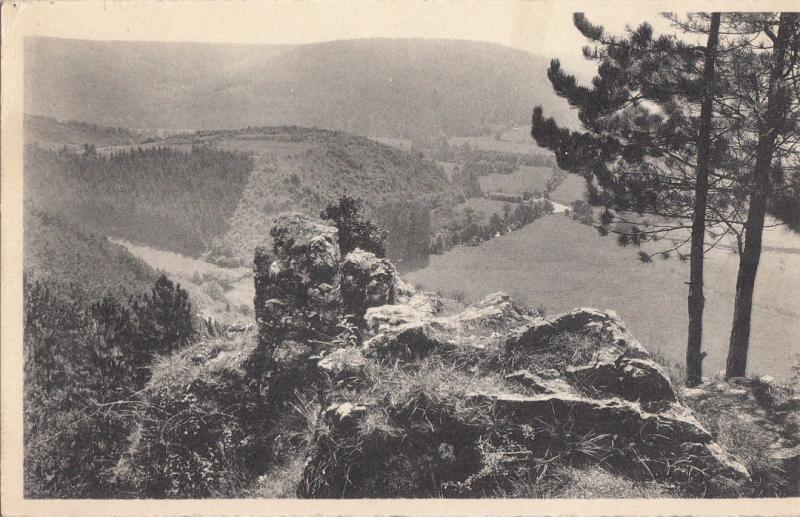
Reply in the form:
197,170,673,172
24,274,196,497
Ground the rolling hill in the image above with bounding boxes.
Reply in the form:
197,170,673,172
25,37,578,138
23,124,451,260
24,114,148,148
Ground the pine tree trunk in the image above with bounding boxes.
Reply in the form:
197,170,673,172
686,13,721,387
726,13,796,379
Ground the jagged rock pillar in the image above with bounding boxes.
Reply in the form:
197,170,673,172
251,213,341,400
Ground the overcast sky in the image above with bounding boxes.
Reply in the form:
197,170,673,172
14,1,689,82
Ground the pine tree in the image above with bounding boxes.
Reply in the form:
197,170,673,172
532,13,800,381
723,13,800,377
531,13,731,385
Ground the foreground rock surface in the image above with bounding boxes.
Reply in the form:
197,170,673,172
682,376,800,496
302,297,750,497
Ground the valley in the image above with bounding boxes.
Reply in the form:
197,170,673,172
25,112,799,382
111,239,255,325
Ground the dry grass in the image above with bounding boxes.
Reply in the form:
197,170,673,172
499,331,599,374
354,357,512,416
147,332,257,391
648,350,687,387
241,456,306,498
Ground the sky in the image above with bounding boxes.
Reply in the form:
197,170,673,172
10,0,689,82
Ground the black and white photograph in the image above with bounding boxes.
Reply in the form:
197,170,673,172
2,0,799,513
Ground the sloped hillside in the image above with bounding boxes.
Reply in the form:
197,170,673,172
24,125,451,261
24,143,254,257
209,127,451,261
24,210,157,298
25,37,577,137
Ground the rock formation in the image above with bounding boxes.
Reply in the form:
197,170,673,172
122,213,789,498
340,249,397,320
250,214,751,497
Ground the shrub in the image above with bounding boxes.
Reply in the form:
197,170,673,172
24,275,196,497
570,200,595,226
321,195,387,257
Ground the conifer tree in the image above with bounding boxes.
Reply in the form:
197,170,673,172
531,13,730,385
532,13,800,381
721,13,800,377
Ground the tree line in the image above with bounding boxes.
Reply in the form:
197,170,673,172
531,12,800,383
430,199,555,252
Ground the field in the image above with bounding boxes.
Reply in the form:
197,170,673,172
113,239,254,324
450,134,548,154
405,214,800,381
478,166,587,205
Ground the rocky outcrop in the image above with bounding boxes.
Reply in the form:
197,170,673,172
252,213,402,400
254,213,340,344
301,296,751,497
251,213,343,402
250,215,752,498
119,214,788,499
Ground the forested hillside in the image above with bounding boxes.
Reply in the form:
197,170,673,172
25,37,578,137
25,144,254,256
24,210,157,298
23,125,452,261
